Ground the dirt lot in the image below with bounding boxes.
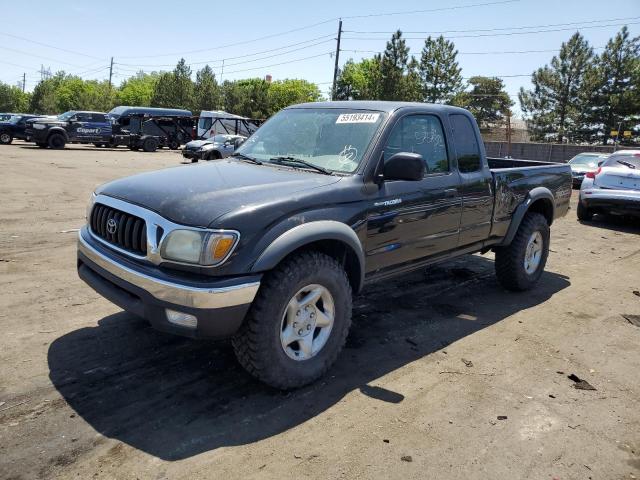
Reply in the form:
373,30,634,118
0,141,639,480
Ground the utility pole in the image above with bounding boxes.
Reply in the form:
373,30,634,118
331,19,342,101
22,72,26,93
506,111,512,158
108,57,114,89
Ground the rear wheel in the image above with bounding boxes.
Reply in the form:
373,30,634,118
0,132,13,144
48,133,66,149
494,212,550,291
142,137,158,152
576,201,593,221
168,139,180,150
232,251,352,389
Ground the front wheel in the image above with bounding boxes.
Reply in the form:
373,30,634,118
232,251,352,389
494,212,550,291
48,133,66,149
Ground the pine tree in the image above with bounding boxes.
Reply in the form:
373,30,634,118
194,65,221,111
379,31,411,101
589,27,640,145
453,76,513,129
519,32,593,142
419,35,463,103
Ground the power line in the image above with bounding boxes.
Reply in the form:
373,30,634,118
343,15,640,34
114,36,336,70
343,21,640,41
0,31,104,60
222,51,334,75
340,0,520,20
340,46,606,56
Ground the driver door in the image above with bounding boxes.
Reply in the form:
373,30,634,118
366,114,462,275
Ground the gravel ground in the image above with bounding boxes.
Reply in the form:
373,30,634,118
1,142,639,480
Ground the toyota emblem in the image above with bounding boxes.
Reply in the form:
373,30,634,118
106,218,118,234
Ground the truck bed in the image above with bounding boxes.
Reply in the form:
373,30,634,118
487,157,572,240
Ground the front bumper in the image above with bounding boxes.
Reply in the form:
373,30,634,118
181,149,204,160
29,128,48,143
77,228,261,338
580,188,640,217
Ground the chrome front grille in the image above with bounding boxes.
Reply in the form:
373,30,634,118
90,203,147,256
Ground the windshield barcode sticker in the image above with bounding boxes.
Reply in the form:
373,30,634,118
336,113,380,124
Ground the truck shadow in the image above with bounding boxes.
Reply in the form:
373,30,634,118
48,255,570,461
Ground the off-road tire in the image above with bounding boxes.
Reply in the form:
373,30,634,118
494,212,550,291
142,137,158,152
48,133,66,149
0,132,13,144
576,201,593,221
232,251,353,390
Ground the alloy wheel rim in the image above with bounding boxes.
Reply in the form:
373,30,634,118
0,133,10,143
280,284,335,361
524,231,543,274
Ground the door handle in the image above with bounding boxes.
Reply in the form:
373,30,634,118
444,188,457,198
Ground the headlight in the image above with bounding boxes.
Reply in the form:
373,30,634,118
199,144,215,151
161,230,239,266
33,123,46,130
86,192,96,220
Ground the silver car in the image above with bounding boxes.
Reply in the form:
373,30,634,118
567,152,609,188
182,134,246,162
578,150,640,220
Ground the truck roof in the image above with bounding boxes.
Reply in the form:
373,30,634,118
109,106,192,118
287,100,471,115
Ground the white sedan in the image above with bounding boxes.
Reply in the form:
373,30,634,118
578,150,640,220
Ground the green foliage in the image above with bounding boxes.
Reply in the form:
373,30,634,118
267,79,322,113
118,72,159,107
519,32,594,142
419,36,463,103
150,59,194,110
584,26,640,144
453,76,513,129
0,82,30,112
335,58,381,100
379,30,421,101
194,65,222,111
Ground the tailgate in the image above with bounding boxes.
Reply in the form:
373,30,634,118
596,168,640,190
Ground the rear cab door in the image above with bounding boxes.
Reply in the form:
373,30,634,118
449,113,494,246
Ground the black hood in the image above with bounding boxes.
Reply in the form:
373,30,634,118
97,159,341,227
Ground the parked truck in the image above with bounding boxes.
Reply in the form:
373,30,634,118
77,101,572,389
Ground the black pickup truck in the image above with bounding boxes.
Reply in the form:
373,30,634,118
77,101,571,389
27,111,112,148
0,114,46,144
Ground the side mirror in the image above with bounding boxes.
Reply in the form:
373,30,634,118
384,152,425,181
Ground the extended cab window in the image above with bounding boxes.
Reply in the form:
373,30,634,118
75,113,91,122
384,114,448,174
450,114,482,173
91,114,106,123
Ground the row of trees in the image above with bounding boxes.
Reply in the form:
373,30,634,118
334,31,513,130
0,59,322,119
335,27,639,144
520,27,639,144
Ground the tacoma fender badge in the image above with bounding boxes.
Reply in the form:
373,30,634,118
374,198,402,207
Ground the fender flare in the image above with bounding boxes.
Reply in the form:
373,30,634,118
47,127,69,142
499,187,555,246
251,220,365,292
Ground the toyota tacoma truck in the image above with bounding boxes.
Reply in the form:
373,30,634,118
77,101,572,389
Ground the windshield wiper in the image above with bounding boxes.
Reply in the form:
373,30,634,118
269,156,333,175
231,152,262,165
617,160,637,169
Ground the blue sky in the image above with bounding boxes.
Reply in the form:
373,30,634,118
1,0,638,116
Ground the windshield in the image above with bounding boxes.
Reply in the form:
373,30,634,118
235,108,386,173
57,111,77,121
603,153,640,169
569,154,602,168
